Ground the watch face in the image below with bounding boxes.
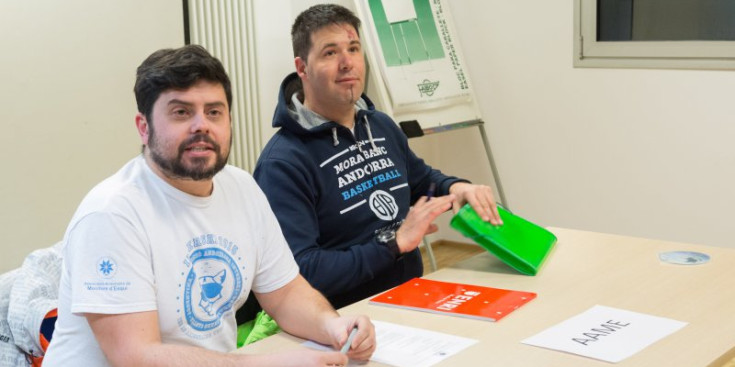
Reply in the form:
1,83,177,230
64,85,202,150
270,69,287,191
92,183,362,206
378,229,396,242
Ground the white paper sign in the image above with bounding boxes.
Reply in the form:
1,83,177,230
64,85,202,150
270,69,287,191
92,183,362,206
522,305,687,363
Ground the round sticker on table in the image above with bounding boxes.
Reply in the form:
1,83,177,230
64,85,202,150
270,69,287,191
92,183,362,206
658,251,710,265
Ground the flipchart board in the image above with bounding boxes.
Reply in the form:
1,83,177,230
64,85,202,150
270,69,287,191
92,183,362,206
354,0,508,206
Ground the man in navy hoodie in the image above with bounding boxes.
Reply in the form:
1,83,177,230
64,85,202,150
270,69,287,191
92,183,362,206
254,4,502,309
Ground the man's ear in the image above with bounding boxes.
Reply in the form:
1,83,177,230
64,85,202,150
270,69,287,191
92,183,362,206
135,112,149,145
295,57,307,79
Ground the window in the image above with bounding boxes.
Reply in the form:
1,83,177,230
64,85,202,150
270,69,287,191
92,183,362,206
574,0,735,70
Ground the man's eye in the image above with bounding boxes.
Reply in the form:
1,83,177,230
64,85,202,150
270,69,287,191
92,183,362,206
173,109,188,116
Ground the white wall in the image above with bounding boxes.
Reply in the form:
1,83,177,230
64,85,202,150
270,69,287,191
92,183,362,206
0,0,184,272
439,1,735,248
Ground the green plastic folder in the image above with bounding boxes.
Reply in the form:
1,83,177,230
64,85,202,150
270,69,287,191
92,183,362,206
450,204,556,276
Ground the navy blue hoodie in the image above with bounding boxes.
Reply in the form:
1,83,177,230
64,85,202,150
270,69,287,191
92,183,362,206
254,73,466,308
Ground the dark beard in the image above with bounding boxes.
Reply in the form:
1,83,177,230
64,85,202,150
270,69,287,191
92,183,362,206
149,133,228,181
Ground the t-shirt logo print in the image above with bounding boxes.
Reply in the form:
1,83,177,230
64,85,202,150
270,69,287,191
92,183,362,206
369,190,399,221
199,269,226,316
183,248,242,332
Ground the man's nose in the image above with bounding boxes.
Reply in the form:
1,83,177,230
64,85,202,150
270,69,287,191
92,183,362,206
339,52,354,70
190,112,210,133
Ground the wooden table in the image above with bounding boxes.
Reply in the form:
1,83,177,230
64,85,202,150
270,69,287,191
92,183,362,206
237,227,735,366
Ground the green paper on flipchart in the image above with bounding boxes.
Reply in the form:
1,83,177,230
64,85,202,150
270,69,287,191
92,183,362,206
450,204,556,276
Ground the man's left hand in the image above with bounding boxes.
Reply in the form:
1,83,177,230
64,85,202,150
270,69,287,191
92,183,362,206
448,183,503,225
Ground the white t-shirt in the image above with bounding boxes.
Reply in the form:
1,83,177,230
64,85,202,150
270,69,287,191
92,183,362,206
43,155,299,366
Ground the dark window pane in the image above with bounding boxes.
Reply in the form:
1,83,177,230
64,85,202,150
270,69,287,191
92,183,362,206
597,0,633,41
598,0,735,42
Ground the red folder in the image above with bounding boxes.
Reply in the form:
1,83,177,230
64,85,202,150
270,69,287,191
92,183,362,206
369,278,536,322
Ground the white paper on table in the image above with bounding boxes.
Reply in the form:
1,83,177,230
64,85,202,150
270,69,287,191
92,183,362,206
521,305,687,363
303,320,478,367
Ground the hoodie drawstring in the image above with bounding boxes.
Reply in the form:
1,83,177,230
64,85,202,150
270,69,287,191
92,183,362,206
332,127,339,147
331,116,378,151
363,115,378,151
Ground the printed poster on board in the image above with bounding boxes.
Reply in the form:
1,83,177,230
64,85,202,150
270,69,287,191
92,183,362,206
357,0,474,113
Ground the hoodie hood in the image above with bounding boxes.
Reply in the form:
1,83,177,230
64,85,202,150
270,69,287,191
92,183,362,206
273,72,376,136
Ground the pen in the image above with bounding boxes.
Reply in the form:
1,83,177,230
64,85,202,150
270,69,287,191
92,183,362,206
426,182,436,200
340,327,358,354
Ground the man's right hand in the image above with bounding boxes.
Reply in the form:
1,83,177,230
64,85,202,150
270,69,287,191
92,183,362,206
395,194,455,254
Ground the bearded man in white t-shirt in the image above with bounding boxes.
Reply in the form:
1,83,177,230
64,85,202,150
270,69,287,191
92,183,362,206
43,44,375,367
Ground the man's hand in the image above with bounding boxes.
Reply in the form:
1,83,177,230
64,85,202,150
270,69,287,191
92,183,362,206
325,315,376,362
395,194,455,253
449,183,502,225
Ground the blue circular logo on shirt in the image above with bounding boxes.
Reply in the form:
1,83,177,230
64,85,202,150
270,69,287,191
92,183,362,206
183,248,242,331
96,257,117,279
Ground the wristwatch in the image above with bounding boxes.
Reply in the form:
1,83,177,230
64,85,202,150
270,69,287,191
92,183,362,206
377,229,402,259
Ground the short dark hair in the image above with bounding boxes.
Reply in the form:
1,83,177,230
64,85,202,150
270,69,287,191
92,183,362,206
291,4,361,62
134,45,232,122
